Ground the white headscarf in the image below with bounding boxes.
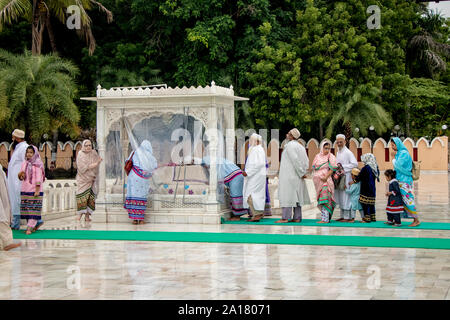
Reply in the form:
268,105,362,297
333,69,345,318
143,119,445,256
134,140,158,172
76,140,100,194
361,153,380,182
248,133,262,155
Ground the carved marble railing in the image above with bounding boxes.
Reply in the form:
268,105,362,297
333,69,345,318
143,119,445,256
41,179,78,220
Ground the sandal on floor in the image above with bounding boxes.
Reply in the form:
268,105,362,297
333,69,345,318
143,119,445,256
33,221,44,232
248,214,263,222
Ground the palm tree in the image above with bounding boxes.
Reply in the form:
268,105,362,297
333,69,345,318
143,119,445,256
0,49,81,144
325,85,393,142
0,0,112,55
407,9,450,79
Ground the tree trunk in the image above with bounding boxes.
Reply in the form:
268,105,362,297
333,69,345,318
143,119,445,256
405,101,411,137
319,120,323,141
343,121,352,147
31,0,45,55
46,15,57,53
51,129,58,170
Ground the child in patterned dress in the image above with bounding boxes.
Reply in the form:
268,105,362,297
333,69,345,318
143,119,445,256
345,168,364,222
384,169,403,227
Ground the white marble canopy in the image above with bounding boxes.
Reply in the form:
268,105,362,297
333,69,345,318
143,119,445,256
80,82,249,224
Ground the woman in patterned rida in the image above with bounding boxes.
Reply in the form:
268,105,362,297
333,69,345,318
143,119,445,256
18,146,45,235
76,140,102,222
312,141,338,223
355,153,380,223
124,140,158,225
390,137,420,227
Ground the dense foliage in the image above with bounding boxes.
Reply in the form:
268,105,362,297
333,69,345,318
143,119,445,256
0,49,80,144
0,0,448,142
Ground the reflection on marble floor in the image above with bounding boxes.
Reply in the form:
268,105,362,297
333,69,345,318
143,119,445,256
0,173,449,300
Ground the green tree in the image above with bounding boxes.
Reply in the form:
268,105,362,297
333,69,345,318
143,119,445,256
94,65,162,89
325,84,393,139
407,9,450,79
247,22,305,129
406,78,450,138
234,101,255,131
2,0,447,142
0,0,113,55
0,49,80,144
382,74,449,139
247,0,392,138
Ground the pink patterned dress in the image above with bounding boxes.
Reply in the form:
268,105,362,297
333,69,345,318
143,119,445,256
20,161,44,223
312,148,338,222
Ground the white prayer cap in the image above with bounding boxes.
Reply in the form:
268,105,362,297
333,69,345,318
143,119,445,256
336,134,346,140
289,128,301,139
250,133,262,142
12,129,25,139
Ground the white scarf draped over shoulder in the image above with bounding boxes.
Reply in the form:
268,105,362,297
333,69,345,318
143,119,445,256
0,165,11,224
76,140,101,195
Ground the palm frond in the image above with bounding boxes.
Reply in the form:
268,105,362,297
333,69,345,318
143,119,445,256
90,0,113,23
0,50,81,144
0,0,32,29
326,85,393,139
422,49,446,73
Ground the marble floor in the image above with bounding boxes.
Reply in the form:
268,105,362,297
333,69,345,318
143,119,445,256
1,173,449,300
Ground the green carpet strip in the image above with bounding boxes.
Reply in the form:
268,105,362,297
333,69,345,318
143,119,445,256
12,230,450,250
221,217,450,230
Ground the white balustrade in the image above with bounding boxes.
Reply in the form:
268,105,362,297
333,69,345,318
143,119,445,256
41,179,78,220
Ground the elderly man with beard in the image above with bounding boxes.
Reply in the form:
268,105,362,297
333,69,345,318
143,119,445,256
335,134,358,222
276,128,310,223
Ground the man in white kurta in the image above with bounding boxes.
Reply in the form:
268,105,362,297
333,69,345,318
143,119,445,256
243,134,267,222
7,130,29,230
0,164,21,250
276,128,310,223
335,134,358,222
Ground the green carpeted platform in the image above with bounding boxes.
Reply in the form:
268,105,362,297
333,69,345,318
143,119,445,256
12,229,450,250
221,217,450,230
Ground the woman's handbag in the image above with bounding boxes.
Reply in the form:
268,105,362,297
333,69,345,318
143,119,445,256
412,161,421,181
332,163,346,190
124,151,135,176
